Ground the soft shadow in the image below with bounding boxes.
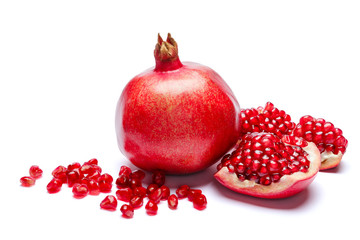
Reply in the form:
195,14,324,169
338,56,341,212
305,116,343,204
320,162,345,173
212,179,312,210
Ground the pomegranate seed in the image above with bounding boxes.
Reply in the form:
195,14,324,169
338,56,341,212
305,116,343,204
187,189,202,202
168,194,178,210
52,166,67,183
152,170,165,186
67,162,81,171
29,165,43,179
20,176,35,187
120,204,134,218
98,173,113,184
176,185,190,199
146,183,159,195
47,178,62,194
87,179,100,195
130,170,145,181
193,194,207,210
116,175,130,188
99,180,112,193
132,186,147,198
119,165,132,177
100,195,117,211
67,170,81,187
129,195,143,209
160,185,170,200
116,187,133,202
72,183,89,199
87,158,98,165
145,200,158,215
129,177,142,189
148,188,162,204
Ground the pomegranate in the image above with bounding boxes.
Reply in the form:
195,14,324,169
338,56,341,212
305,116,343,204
214,132,321,199
20,176,36,187
292,115,348,170
115,33,240,174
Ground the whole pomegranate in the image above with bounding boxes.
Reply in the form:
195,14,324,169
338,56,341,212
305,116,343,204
115,33,240,174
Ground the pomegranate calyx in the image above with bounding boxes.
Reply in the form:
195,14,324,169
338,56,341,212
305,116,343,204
154,33,183,71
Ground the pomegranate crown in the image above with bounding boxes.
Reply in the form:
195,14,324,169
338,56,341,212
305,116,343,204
154,33,183,71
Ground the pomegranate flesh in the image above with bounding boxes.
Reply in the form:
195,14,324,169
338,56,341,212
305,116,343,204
214,132,321,199
115,33,240,174
292,115,348,170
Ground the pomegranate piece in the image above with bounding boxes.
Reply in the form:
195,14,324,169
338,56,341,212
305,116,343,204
20,176,35,187
148,188,162,204
67,162,81,171
115,175,130,188
52,166,67,183
146,183,159,195
160,185,170,200
98,180,112,193
292,115,348,170
129,195,143,209
176,185,190,199
100,195,117,211
239,102,295,137
152,170,165,186
214,132,321,199
188,189,202,202
116,187,133,202
47,178,62,194
72,183,89,199
132,186,147,198
87,158,98,165
87,179,100,195
145,200,158,216
193,194,207,210
67,170,81,187
120,204,134,218
29,165,43,179
130,170,145,181
119,165,132,177
115,33,240,174
98,173,113,184
168,194,178,210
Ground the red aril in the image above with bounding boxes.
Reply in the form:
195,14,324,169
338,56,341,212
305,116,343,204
116,187,133,202
239,102,295,137
148,187,162,204
120,204,134,218
214,132,321,199
152,170,165,186
47,178,62,194
168,194,178,210
145,200,158,216
100,195,117,211
87,179,100,195
129,195,143,209
72,183,89,199
52,166,67,183
176,185,190,199
29,165,43,179
115,33,240,174
20,176,35,187
188,189,202,202
193,194,207,210
160,185,170,200
292,115,348,170
98,180,112,193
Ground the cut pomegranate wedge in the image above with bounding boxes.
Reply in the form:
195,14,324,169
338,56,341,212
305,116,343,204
292,115,348,170
214,132,321,199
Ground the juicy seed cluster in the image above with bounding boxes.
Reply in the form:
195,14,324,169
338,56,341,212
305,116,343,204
47,158,113,196
217,132,311,186
240,102,295,137
293,115,348,155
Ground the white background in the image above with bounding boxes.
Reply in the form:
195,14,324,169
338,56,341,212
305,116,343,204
1,1,359,239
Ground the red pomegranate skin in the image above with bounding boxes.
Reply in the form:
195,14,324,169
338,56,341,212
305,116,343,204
115,34,240,174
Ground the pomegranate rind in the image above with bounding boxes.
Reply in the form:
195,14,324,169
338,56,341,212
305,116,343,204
214,142,321,199
320,151,343,170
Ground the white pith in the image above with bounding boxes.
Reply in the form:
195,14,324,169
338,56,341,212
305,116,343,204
320,151,343,170
214,142,321,198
